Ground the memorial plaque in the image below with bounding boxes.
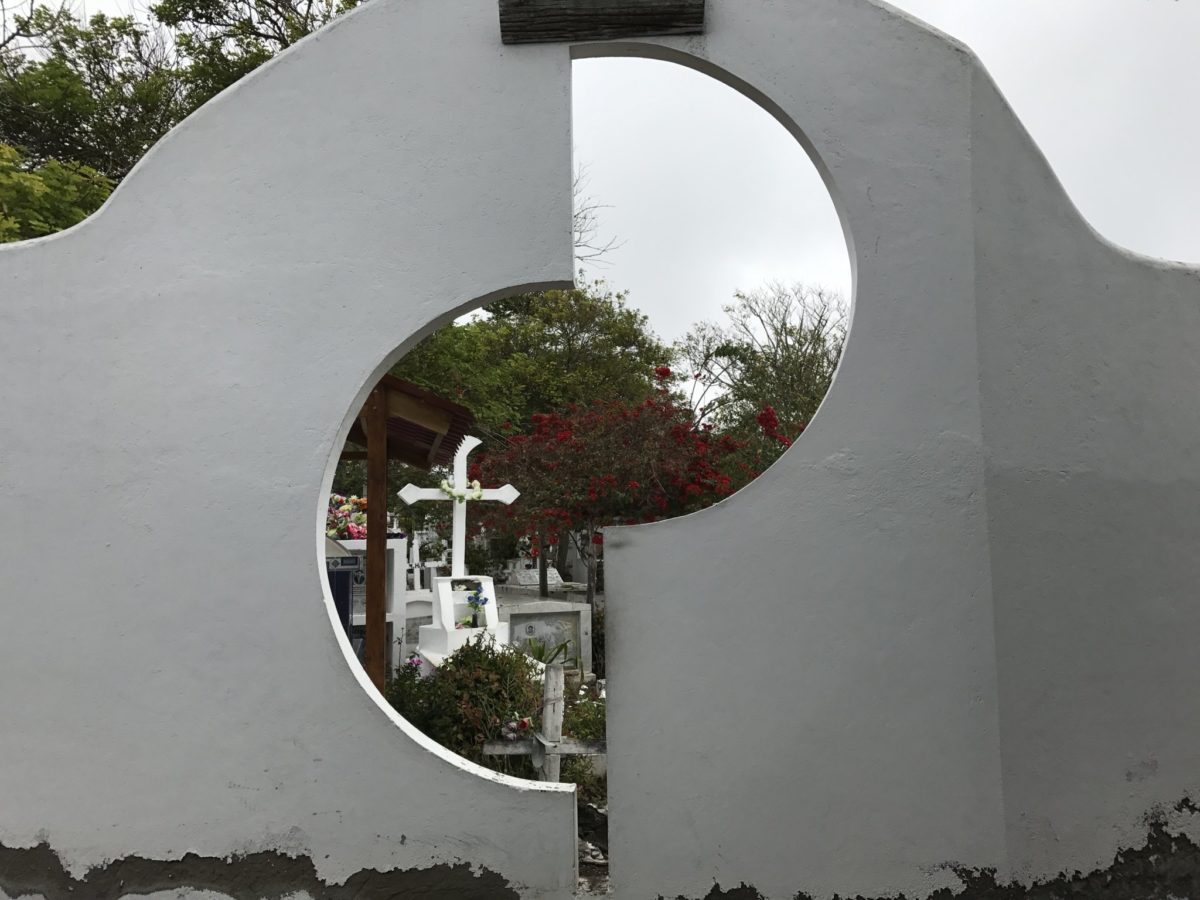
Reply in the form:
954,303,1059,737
503,599,593,673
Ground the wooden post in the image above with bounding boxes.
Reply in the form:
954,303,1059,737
498,0,705,44
540,664,565,781
364,386,388,690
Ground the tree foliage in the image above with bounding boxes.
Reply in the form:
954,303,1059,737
151,0,362,110
392,281,672,436
0,141,111,240
385,635,542,775
680,282,846,452
474,370,744,601
1,8,184,178
1,0,620,254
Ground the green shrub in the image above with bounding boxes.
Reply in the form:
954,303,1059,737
385,636,542,777
386,637,608,798
562,683,607,806
562,756,607,806
526,636,575,666
419,537,447,561
563,693,606,743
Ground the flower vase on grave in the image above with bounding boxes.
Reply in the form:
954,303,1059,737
468,584,487,630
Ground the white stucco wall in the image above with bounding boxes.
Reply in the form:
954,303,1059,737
0,0,578,896
2,1,1198,898
600,3,1200,899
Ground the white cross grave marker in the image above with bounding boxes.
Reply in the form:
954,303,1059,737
397,435,519,578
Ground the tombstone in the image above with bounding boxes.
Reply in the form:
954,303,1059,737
503,557,565,590
500,598,593,675
406,529,447,592
324,550,364,644
337,535,407,670
402,533,437,655
404,596,433,651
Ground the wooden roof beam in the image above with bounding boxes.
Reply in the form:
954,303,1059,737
385,388,453,436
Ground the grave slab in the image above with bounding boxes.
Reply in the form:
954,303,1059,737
500,599,593,675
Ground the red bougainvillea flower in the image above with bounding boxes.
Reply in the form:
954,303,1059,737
756,404,793,447
469,376,752,586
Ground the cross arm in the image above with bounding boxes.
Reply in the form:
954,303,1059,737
481,735,607,757
479,485,520,505
398,484,447,505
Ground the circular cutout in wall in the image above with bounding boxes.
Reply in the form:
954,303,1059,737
320,51,852,883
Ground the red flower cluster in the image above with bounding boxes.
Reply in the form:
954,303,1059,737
756,405,794,448
472,380,747,551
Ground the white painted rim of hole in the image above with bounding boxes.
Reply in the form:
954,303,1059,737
318,281,575,793
568,42,857,512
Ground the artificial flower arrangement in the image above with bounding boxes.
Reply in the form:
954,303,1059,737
456,584,489,629
501,716,533,742
439,478,483,503
327,494,368,540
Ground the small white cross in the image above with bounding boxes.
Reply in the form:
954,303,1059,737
398,435,519,578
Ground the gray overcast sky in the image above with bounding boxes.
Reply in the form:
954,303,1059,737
84,0,1200,343
575,0,1200,342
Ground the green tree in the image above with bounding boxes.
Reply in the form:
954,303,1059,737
679,282,845,465
475,375,743,602
1,9,184,179
0,141,112,241
383,281,672,578
2,0,621,260
393,281,673,437
150,0,362,110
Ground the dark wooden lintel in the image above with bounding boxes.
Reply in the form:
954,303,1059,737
498,0,704,45
341,444,436,468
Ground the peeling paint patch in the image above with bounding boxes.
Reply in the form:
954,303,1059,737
663,802,1200,900
663,883,767,900
0,841,518,900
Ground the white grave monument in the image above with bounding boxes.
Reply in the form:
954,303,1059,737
399,436,519,669
504,557,565,590
336,535,407,669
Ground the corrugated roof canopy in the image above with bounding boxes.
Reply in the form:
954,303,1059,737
341,374,474,470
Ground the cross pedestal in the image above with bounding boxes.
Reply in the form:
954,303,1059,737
416,574,510,671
